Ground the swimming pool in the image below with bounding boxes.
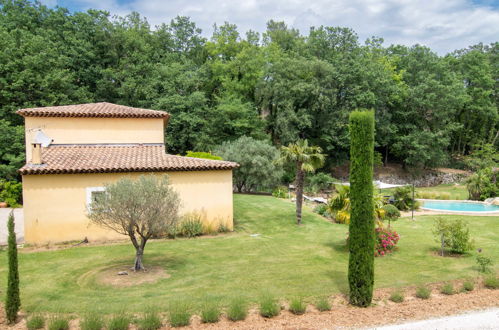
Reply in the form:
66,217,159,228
421,200,499,213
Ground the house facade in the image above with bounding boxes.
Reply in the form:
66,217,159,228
18,103,238,244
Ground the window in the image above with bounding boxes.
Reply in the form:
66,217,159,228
86,187,106,210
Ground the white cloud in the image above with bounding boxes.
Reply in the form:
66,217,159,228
47,0,499,53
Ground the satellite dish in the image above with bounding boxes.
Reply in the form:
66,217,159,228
34,130,53,147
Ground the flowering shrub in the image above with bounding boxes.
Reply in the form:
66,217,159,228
374,227,400,257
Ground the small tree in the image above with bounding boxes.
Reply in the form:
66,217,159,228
5,211,20,323
87,175,181,271
382,204,400,228
348,110,375,307
215,136,283,193
278,139,325,225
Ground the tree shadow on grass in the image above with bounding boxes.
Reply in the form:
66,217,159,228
325,268,349,295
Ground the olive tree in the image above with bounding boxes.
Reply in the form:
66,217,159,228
215,136,283,192
87,175,181,271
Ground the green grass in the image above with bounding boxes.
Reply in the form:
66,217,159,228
137,311,162,330
168,302,191,327
440,282,455,295
200,302,220,323
27,314,45,330
48,315,69,330
381,183,468,200
107,313,130,330
226,298,247,321
288,297,306,315
0,194,497,314
484,275,499,289
80,313,104,330
259,295,280,318
415,286,431,299
462,280,474,292
315,297,331,311
389,290,404,303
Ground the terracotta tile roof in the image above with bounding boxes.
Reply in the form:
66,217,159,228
19,145,238,175
17,102,169,119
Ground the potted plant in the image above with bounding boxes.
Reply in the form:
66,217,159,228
0,200,7,208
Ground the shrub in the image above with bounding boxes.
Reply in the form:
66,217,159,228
389,291,404,303
185,151,222,160
415,286,431,299
433,218,474,255
0,180,22,207
305,172,334,193
484,276,499,289
227,298,247,321
272,186,288,198
476,253,493,273
107,313,130,330
315,297,331,311
168,302,191,327
218,222,231,233
374,227,400,257
48,316,69,330
137,311,162,330
27,315,45,330
200,302,220,323
259,295,280,318
288,298,306,315
466,167,498,200
393,186,418,211
215,136,283,193
80,313,104,330
440,283,455,295
439,192,451,200
462,281,474,292
382,204,400,222
348,110,375,307
313,204,329,217
179,213,204,237
5,211,20,324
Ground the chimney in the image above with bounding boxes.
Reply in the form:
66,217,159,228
31,143,43,165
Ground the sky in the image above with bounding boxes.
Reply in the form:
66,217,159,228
39,0,499,54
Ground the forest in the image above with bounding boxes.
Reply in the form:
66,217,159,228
0,0,497,183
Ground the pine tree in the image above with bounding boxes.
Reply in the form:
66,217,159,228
347,110,375,307
5,211,20,323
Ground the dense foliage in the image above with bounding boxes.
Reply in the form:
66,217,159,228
5,211,20,323
215,136,282,192
347,110,375,307
0,0,497,184
466,167,498,200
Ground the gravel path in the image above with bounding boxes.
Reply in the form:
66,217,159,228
375,308,499,330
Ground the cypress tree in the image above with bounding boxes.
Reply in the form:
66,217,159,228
5,211,20,323
347,110,375,307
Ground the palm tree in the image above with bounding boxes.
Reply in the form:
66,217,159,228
279,139,325,225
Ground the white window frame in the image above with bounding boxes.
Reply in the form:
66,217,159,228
86,187,106,209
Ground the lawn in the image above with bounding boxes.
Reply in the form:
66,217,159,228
0,194,496,315
381,183,469,200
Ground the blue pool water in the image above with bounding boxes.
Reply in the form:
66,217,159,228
422,200,499,213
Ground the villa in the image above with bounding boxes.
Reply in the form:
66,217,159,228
17,103,238,244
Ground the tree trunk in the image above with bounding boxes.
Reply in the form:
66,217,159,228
129,233,147,271
384,145,388,166
134,247,145,271
295,164,304,225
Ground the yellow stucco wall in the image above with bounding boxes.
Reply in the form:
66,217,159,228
24,117,165,160
22,171,234,244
